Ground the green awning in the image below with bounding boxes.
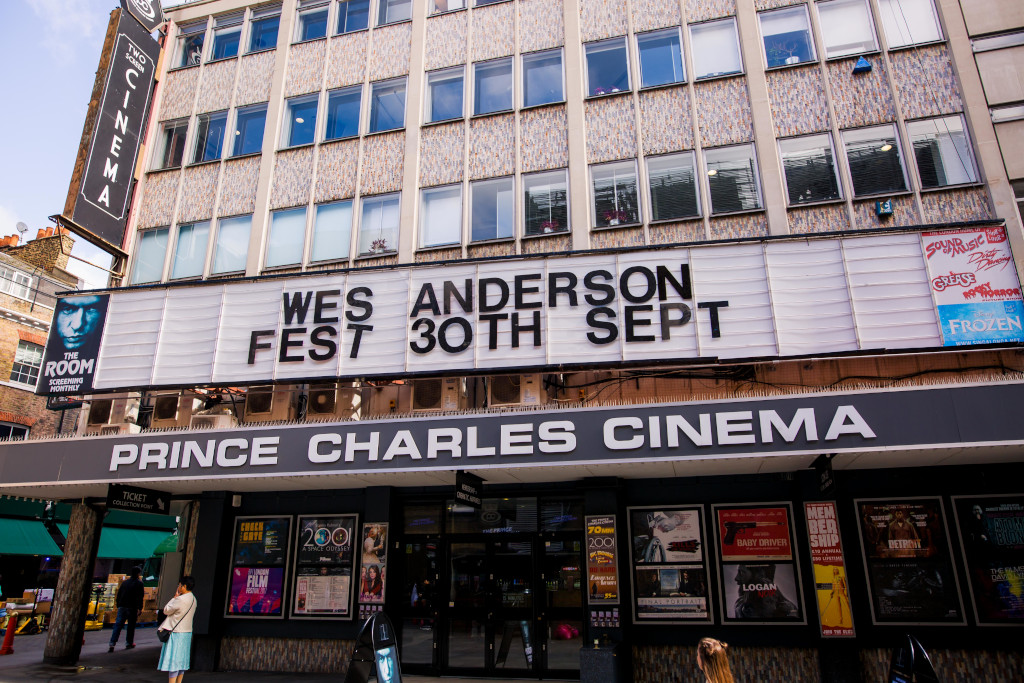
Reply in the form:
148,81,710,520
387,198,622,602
0,518,63,557
57,525,172,560
152,532,179,556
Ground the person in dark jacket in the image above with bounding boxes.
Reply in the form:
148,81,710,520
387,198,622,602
109,567,145,652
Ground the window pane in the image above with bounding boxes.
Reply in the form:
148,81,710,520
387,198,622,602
212,215,251,274
426,69,464,122
779,134,842,204
760,7,816,68
817,0,877,58
233,107,267,156
705,145,763,214
177,25,205,67
843,125,907,196
297,6,329,41
432,0,466,13
159,121,188,169
0,267,33,299
637,29,684,88
131,228,169,284
378,0,411,25
647,153,700,220
878,0,941,48
592,161,639,227
474,59,513,115
690,19,742,79
524,170,568,236
421,185,463,247
285,96,318,147
907,116,977,188
369,79,406,133
585,38,629,96
326,87,361,139
249,15,281,52
359,195,401,254
472,177,514,241
11,342,43,386
523,50,564,107
266,207,307,267
193,112,227,163
311,201,353,262
171,221,210,279
211,15,242,60
338,0,369,33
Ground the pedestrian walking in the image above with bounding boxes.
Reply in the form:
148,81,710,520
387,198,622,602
109,567,145,652
696,637,735,683
158,576,197,683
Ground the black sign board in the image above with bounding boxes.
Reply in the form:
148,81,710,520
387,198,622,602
455,471,483,509
887,635,939,683
120,0,165,32
813,453,836,496
107,483,170,515
37,294,110,396
47,395,84,411
346,612,403,683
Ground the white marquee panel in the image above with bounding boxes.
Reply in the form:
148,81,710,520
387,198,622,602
94,289,167,389
153,287,223,385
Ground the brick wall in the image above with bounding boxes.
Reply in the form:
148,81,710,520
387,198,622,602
0,230,77,278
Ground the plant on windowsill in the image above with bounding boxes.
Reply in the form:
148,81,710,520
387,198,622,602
592,86,622,96
766,39,803,67
369,238,390,254
602,209,629,226
540,220,559,234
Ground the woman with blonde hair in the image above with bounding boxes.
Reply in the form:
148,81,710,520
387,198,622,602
696,637,735,683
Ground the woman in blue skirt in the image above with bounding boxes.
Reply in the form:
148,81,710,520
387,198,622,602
158,576,197,683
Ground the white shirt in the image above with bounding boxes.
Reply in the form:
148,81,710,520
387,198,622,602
160,592,197,633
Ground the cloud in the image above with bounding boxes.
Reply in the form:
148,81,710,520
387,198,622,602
25,0,106,64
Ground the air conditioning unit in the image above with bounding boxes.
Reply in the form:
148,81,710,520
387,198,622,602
150,394,203,429
97,423,141,436
86,396,140,427
244,385,298,422
488,374,545,407
412,378,465,412
190,414,239,430
307,383,362,420
368,383,410,416
87,399,114,426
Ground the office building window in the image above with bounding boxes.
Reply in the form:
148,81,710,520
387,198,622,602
759,6,816,68
176,22,205,67
10,341,42,387
637,28,684,89
193,111,227,163
232,105,267,156
212,215,251,274
338,0,369,33
283,94,319,147
0,266,32,300
156,119,188,169
369,78,406,133
471,176,514,241
0,423,28,440
266,207,307,268
1013,180,1024,222
296,0,329,41
476,0,502,5
249,4,281,52
432,0,466,13
907,116,978,188
523,169,569,236
325,86,362,140
359,194,401,255
779,134,842,204
585,38,629,96
690,18,742,79
420,185,463,248
171,221,210,280
522,49,564,107
817,0,877,58
878,0,941,48
131,228,169,284
647,152,700,221
705,144,763,214
311,201,353,262
210,13,243,60
591,160,639,227
378,0,411,25
474,58,513,115
842,124,908,196
426,67,464,123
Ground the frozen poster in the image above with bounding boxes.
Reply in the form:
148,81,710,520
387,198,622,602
228,567,284,615
630,508,704,564
954,495,1024,624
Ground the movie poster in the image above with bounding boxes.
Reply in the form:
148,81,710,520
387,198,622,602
717,506,792,562
634,565,708,619
37,294,110,395
292,514,358,618
359,523,388,604
630,509,704,563
804,502,855,637
294,567,353,616
628,506,711,622
232,516,290,566
952,495,1024,624
722,563,801,622
856,499,964,624
586,515,620,604
227,567,284,616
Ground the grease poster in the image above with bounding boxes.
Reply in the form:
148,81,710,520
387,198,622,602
805,502,855,637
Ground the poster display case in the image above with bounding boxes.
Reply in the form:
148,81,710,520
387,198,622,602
225,515,292,618
951,494,1024,626
292,514,359,619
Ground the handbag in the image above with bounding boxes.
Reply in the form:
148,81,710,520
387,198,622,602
157,594,195,643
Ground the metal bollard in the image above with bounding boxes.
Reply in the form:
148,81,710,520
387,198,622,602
0,610,18,655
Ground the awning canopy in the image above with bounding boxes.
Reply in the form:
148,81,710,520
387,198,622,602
152,532,179,556
57,525,173,560
0,518,63,557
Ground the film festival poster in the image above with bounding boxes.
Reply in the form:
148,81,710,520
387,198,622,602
292,514,358,618
227,516,292,618
627,506,710,622
585,515,620,604
804,502,855,637
952,495,1024,624
359,522,389,604
856,498,964,624
227,567,285,616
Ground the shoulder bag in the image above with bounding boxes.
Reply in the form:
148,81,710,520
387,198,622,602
157,594,195,643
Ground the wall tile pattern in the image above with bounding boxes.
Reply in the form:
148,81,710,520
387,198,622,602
632,0,682,33
270,148,315,209
860,649,1024,683
369,23,413,81
580,0,630,43
649,220,706,244
709,213,769,240
472,3,516,61
361,132,406,195
178,163,221,222
634,645,818,683
640,87,694,154
469,115,516,179
468,241,516,258
755,0,804,8
920,188,993,223
219,636,354,673
218,156,262,216
696,77,754,147
591,227,645,248
519,0,565,53
827,57,896,129
852,196,920,228
235,51,276,106
284,41,327,98
138,170,181,228
522,234,571,254
196,59,238,114
160,68,200,121
420,123,466,186
521,105,570,172
585,96,637,163
326,33,368,89
787,204,851,234
767,66,831,137
314,140,360,202
416,247,462,263
890,45,963,119
353,255,398,268
425,11,469,70
685,0,736,23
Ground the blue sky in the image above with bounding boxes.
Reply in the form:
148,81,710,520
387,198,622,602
0,0,126,288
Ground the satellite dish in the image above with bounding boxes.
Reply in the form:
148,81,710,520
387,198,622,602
15,222,28,235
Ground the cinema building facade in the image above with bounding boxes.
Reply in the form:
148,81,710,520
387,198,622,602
3,0,1024,679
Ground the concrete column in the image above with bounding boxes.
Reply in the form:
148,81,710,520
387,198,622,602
189,491,231,672
43,503,103,665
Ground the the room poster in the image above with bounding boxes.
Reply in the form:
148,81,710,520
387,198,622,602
628,506,710,622
804,502,855,637
952,495,1024,625
359,522,389,604
856,498,965,624
226,515,291,618
292,514,358,619
585,515,620,604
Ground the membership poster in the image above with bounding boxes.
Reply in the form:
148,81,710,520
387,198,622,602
856,498,964,624
628,507,710,622
585,515,620,604
227,516,291,618
805,502,855,637
952,495,1024,624
292,514,358,618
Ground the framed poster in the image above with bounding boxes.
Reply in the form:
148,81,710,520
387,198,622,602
585,515,620,604
855,498,965,625
292,514,359,619
627,506,711,623
804,502,855,638
951,494,1024,625
225,515,292,618
714,503,805,625
359,522,389,604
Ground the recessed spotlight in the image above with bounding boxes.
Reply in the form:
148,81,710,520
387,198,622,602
880,144,892,152
707,169,717,176
295,117,304,124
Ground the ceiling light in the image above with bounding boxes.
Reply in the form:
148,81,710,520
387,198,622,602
707,169,717,176
295,117,304,124
880,144,892,152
